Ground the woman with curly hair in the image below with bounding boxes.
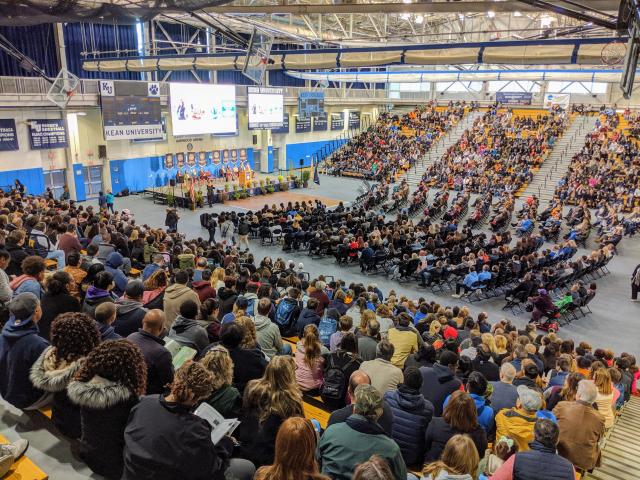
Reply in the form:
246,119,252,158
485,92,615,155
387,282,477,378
235,315,258,349
29,312,100,438
67,340,146,479
236,355,304,468
254,417,329,480
201,346,241,418
122,361,255,480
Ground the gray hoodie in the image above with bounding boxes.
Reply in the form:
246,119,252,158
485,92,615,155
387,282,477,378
253,314,282,359
168,315,209,353
163,283,201,329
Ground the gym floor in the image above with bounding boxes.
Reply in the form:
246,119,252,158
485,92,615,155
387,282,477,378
1,174,638,479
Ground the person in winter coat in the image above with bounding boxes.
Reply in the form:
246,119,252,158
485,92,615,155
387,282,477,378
67,340,146,479
104,252,128,297
490,363,519,414
422,434,480,480
444,371,495,434
192,269,217,302
424,390,487,464
5,230,28,277
163,270,201,330
384,367,434,469
127,309,174,395
295,298,321,336
253,298,283,359
0,293,50,409
327,289,349,316
10,255,46,299
318,384,407,480
164,208,179,233
38,271,81,341
201,346,241,418
553,379,605,472
141,269,167,310
30,312,100,439
472,345,500,382
122,360,254,480
490,419,576,480
94,302,120,341
168,299,210,354
201,321,267,393
113,280,148,337
82,271,116,318
217,276,238,319
495,386,542,452
420,350,463,417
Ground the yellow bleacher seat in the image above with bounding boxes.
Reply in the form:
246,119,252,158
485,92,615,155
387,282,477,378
38,406,52,419
129,268,141,278
44,259,57,270
302,401,330,430
0,434,48,480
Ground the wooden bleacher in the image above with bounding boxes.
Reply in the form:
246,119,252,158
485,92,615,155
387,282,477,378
584,396,640,480
0,434,48,480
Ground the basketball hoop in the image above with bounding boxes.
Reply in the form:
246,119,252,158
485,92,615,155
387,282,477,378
46,69,80,109
601,41,627,66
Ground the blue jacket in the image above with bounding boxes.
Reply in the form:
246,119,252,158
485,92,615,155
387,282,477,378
142,263,162,281
105,252,128,296
513,441,575,480
477,271,492,282
384,385,434,468
546,371,569,389
443,392,494,433
11,275,43,299
0,315,49,408
463,271,479,288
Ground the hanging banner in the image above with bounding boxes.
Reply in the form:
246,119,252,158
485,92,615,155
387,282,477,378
272,113,290,134
99,80,162,141
496,92,533,105
197,151,209,168
164,153,175,169
0,119,19,151
212,150,221,164
313,112,328,132
222,149,230,162
28,119,68,150
239,148,247,160
176,152,185,169
544,93,570,109
331,113,344,131
348,111,361,129
296,116,312,133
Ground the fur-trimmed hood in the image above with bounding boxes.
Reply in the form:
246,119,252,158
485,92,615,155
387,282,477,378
29,346,84,393
67,376,133,410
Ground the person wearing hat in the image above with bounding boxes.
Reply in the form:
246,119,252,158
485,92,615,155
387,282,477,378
490,419,576,480
0,292,51,409
495,385,542,452
318,384,407,480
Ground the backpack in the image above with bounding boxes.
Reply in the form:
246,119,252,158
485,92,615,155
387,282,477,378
245,298,256,317
274,298,298,333
321,354,357,406
318,315,337,347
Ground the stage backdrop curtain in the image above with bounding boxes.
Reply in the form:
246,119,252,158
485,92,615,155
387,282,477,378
64,23,140,80
0,25,58,77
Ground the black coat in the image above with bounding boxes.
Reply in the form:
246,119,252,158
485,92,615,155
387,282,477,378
67,377,138,479
423,416,487,463
122,395,234,480
5,240,27,277
113,301,148,338
419,363,462,416
127,330,174,395
472,356,500,382
235,412,284,467
204,344,267,393
217,288,238,319
38,292,80,341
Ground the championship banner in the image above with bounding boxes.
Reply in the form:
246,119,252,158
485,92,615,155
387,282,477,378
313,112,328,132
296,116,312,133
0,119,18,151
331,113,345,131
348,111,361,129
28,119,68,150
99,80,162,141
496,92,533,105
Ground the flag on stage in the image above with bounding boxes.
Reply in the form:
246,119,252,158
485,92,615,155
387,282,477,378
189,179,196,209
313,159,320,185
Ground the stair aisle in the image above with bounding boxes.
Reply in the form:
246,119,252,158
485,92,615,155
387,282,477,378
584,396,640,480
521,115,598,203
404,110,486,193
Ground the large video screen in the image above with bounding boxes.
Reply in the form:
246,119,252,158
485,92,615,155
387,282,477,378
248,87,284,130
169,83,237,136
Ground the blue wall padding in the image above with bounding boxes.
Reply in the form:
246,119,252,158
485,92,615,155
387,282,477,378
73,163,86,201
285,138,348,168
0,168,45,195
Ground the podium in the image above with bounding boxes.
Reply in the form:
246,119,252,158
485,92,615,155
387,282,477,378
239,169,252,188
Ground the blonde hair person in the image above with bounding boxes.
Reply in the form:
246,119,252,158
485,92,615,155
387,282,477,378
429,320,441,337
235,316,257,349
358,309,377,336
200,346,240,418
481,333,498,354
593,368,615,428
295,324,328,393
422,434,480,480
211,267,226,290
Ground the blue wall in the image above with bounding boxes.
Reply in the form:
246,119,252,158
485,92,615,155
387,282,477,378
285,138,348,168
0,167,45,195
73,163,86,202
109,149,254,194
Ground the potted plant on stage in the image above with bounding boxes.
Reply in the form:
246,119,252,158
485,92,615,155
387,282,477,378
166,190,175,207
278,175,289,192
195,190,204,208
301,169,311,188
294,176,302,189
259,178,267,195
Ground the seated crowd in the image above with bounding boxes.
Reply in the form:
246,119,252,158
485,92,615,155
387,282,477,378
0,187,635,480
325,102,467,181
418,106,567,195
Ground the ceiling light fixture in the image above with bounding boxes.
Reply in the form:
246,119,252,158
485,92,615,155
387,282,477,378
487,11,495,18
415,15,424,24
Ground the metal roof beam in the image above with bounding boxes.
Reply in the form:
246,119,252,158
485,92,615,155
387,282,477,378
516,0,619,29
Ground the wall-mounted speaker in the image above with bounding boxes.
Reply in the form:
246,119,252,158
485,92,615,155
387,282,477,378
98,145,107,159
